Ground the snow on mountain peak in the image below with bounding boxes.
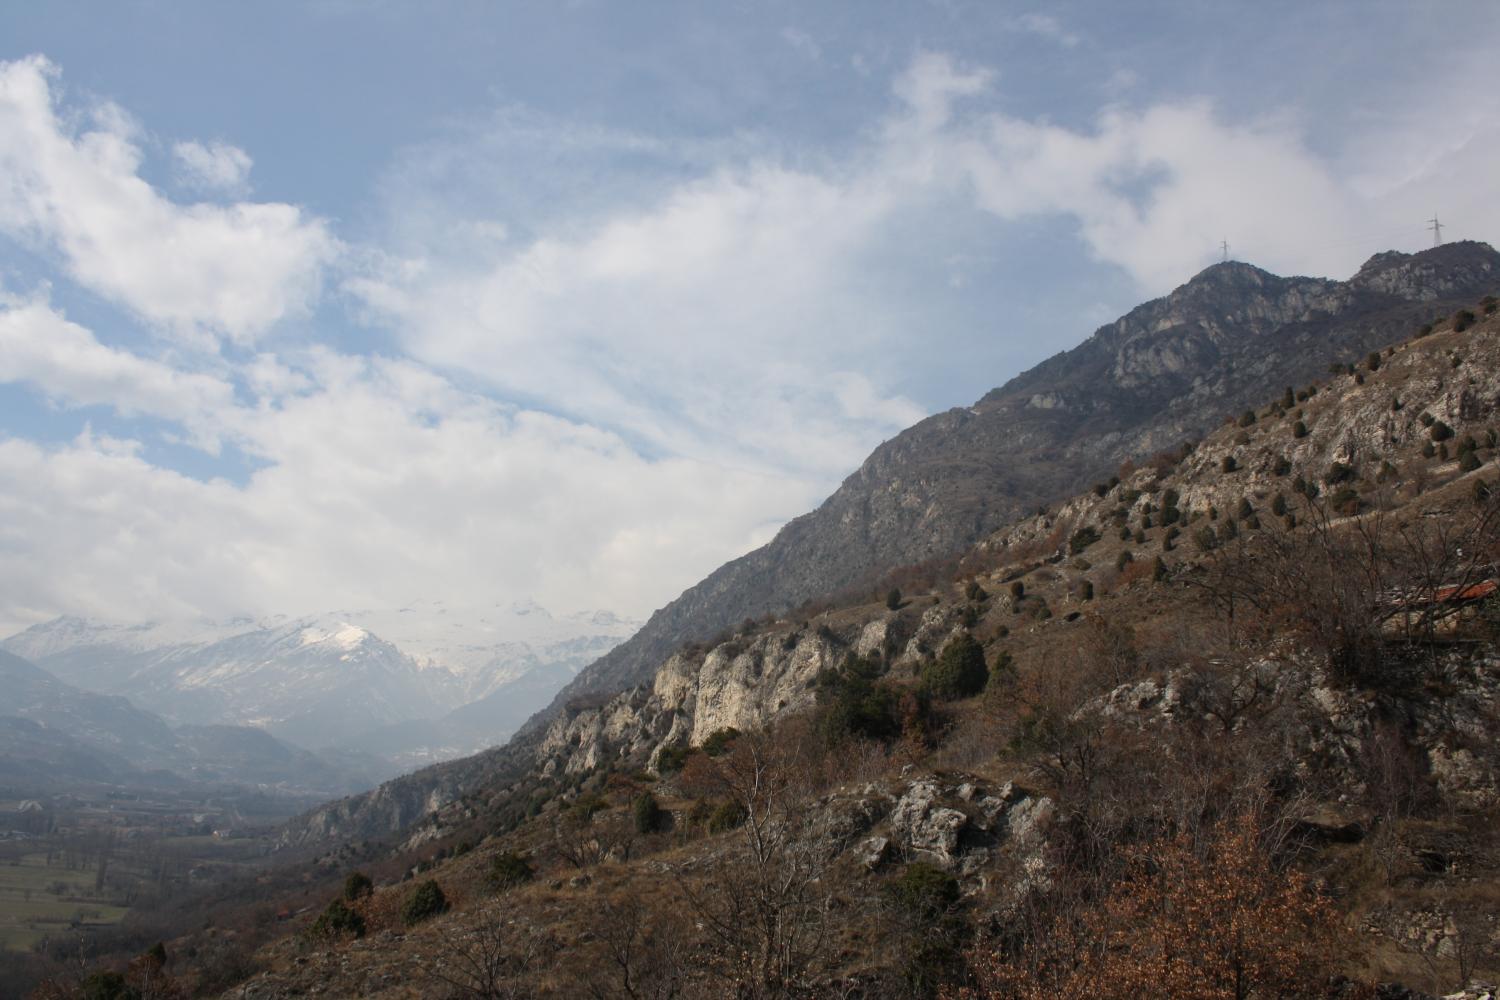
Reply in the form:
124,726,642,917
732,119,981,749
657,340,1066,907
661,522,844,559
297,622,370,650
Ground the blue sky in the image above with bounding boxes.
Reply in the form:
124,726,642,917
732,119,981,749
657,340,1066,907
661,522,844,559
1,1,1497,633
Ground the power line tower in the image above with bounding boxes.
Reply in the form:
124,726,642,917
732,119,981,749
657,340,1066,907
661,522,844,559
1428,215,1443,247
1220,240,1229,262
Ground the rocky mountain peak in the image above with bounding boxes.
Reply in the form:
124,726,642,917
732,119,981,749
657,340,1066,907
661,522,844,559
520,243,1499,729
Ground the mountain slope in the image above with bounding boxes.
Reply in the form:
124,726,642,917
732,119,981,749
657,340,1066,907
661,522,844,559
536,242,1500,722
0,649,361,796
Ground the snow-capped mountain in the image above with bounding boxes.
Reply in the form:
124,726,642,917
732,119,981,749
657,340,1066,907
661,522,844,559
324,600,640,702
0,601,639,768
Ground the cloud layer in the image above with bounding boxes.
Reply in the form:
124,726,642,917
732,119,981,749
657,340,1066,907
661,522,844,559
1,40,1498,636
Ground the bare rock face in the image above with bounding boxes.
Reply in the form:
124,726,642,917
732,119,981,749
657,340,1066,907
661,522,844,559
889,778,970,866
535,243,1500,731
535,627,846,776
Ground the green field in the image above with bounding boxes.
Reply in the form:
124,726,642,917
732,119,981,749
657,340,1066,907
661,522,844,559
0,853,128,952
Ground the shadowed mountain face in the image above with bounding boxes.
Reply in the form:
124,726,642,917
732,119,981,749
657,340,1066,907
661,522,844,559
533,242,1500,723
0,648,363,797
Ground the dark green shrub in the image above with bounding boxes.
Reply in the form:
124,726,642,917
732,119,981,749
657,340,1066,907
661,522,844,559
1238,409,1256,427
401,880,448,926
1118,525,1132,541
1068,526,1101,554
1453,308,1476,332
310,898,366,940
1292,421,1308,439
1115,550,1133,571
1271,493,1287,516
487,851,533,892
921,634,988,700
701,727,740,757
707,800,746,834
655,744,694,774
885,862,959,922
1134,529,1146,544
1329,487,1360,515
1163,488,1180,508
633,792,666,834
80,972,136,1000
1272,455,1292,476
987,649,1016,690
1366,352,1381,371
1079,580,1094,601
1282,387,1295,408
1431,421,1454,442
1160,506,1180,526
1193,527,1218,552
1422,441,1437,459
343,871,373,901
1325,462,1354,485
1236,498,1253,519
1152,556,1168,582
818,654,900,744
1460,450,1482,472
1220,455,1238,473
1420,411,1436,427
965,579,988,602
886,587,903,611
1009,580,1025,601
1481,295,1497,315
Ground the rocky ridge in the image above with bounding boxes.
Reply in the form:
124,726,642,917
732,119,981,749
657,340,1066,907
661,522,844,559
537,242,1500,725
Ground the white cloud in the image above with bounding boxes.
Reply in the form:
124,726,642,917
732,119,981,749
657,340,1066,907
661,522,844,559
0,56,338,345
172,139,254,193
1010,13,1079,48
0,351,818,633
781,27,821,61
0,292,235,449
3,45,1499,640
349,159,927,483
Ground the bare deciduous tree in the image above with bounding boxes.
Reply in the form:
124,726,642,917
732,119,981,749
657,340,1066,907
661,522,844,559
426,903,542,1000
675,730,842,999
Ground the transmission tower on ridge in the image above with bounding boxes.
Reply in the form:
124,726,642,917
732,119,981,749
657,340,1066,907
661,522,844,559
1429,216,1444,247
1220,240,1229,262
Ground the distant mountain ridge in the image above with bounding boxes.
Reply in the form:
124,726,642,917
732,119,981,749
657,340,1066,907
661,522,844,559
1,603,639,769
0,648,359,797
532,242,1500,723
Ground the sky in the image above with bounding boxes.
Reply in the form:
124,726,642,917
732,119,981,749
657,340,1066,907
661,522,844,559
1,1,1498,635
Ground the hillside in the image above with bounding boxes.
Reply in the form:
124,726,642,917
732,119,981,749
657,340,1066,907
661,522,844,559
280,244,1500,848
538,242,1500,722
161,285,1500,999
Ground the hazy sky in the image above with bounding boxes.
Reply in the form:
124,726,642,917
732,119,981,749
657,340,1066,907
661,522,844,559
1,1,1498,633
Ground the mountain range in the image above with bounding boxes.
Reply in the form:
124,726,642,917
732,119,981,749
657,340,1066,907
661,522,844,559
279,240,1500,845
1,602,639,775
0,647,359,799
